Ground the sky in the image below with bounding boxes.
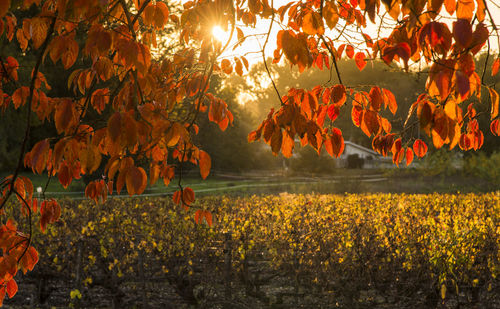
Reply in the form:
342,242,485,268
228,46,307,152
203,0,500,66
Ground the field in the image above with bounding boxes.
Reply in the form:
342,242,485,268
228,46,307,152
5,192,499,308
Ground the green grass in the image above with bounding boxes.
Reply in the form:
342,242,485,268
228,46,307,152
2,169,498,199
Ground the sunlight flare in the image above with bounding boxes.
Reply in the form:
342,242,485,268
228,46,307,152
212,25,230,43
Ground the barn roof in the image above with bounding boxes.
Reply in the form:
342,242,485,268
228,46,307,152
343,141,380,156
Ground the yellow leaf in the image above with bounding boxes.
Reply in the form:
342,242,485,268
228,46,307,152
302,11,324,36
322,1,339,30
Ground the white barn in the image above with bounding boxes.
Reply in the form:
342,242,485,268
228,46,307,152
335,141,392,168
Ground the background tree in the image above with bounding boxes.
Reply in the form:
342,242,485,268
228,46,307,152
0,0,499,304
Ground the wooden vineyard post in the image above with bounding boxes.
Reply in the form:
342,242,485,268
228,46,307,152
224,232,232,307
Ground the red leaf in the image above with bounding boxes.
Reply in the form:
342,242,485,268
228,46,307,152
194,209,202,224
360,110,380,137
0,0,10,18
327,105,339,122
55,99,76,134
325,127,344,158
107,112,122,143
383,89,397,115
331,84,346,106
58,163,72,189
199,150,211,179
413,139,428,158
28,139,50,174
126,166,147,195
354,52,366,71
345,45,354,58
405,148,414,166
6,279,17,298
182,187,195,206
490,119,500,136
453,19,472,49
172,190,181,204
351,106,362,127
369,86,383,111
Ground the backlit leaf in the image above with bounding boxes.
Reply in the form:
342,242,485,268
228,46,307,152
6,279,17,299
413,139,428,157
489,88,499,120
492,58,500,77
405,148,414,166
490,119,500,136
354,52,367,71
456,0,474,21
199,150,211,179
323,1,339,29
302,11,324,36
182,187,195,206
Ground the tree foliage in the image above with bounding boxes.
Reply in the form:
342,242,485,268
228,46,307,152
0,0,499,304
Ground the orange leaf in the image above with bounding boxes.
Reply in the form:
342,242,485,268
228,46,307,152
20,246,38,274
61,38,80,70
221,59,232,75
490,119,500,136
6,279,17,298
126,166,147,195
381,117,392,133
199,150,211,179
456,0,474,21
57,163,72,189
323,1,339,29
492,58,500,76
302,11,324,35
413,139,428,158
405,148,414,166
54,99,76,134
459,132,471,150
0,0,9,19
182,187,195,206
331,84,346,106
234,58,243,76
172,190,181,204
417,101,435,134
383,89,397,115
281,130,295,158
354,52,366,71
369,86,383,111
327,105,339,122
360,110,380,137
270,127,283,155
30,17,49,49
345,45,354,58
29,139,50,174
107,112,122,143
203,211,213,227
489,87,499,120
444,0,456,14
194,209,202,224
351,106,362,127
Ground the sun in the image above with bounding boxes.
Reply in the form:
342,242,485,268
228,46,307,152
212,25,230,43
